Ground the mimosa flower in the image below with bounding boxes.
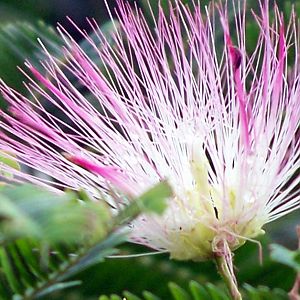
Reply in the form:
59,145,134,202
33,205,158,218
0,1,299,262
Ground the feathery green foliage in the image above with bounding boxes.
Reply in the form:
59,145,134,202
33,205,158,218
270,243,300,273
99,281,288,300
0,182,172,299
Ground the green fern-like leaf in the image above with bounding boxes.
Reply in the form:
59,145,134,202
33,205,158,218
270,243,300,273
99,281,289,300
0,182,171,299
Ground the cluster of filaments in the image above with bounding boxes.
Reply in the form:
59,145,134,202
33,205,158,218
0,1,299,261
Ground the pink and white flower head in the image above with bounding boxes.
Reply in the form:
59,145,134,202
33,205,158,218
0,0,299,261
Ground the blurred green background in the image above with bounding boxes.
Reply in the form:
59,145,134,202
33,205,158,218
0,0,299,299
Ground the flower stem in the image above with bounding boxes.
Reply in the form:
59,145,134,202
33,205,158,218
215,254,242,300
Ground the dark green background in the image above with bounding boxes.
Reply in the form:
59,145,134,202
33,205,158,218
0,1,299,299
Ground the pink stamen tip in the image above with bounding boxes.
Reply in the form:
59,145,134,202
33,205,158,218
66,154,116,177
65,154,135,195
229,46,242,72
